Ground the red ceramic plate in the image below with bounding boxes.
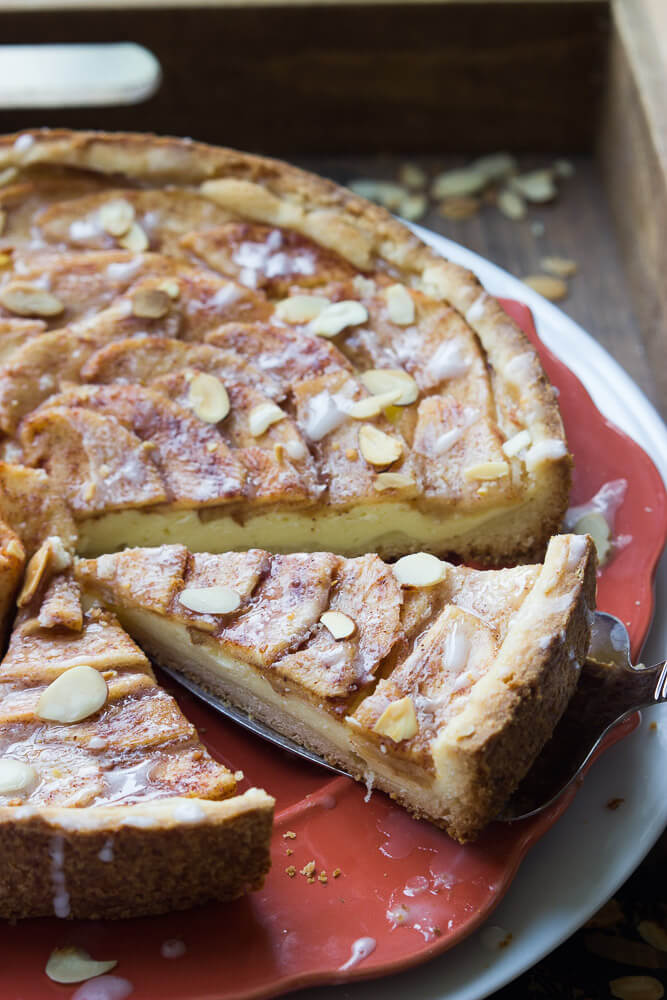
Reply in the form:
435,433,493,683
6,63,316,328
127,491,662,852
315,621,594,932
5,301,667,1000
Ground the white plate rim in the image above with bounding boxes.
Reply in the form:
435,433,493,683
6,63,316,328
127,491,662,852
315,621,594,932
302,228,667,1000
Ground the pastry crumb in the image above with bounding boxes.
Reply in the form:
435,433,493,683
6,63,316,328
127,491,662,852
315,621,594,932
332,868,341,879
285,866,296,878
283,830,296,839
300,860,316,877
606,797,625,811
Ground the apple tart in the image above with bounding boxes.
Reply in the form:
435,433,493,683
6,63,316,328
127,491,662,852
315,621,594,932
0,538,274,919
76,533,596,843
0,129,570,564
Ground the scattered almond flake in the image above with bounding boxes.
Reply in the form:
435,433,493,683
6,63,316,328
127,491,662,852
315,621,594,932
554,158,575,178
248,401,285,437
521,274,568,301
285,865,296,877
283,830,296,839
332,868,341,878
585,898,624,929
638,921,667,952
497,188,526,221
373,695,418,742
374,472,415,492
46,947,117,985
233,770,244,782
206,440,217,453
118,221,149,252
384,283,415,325
0,758,37,795
37,665,108,724
398,163,427,189
358,424,403,467
345,390,402,420
83,481,96,502
360,368,418,405
188,372,230,423
502,430,531,457
606,797,624,810
610,977,664,1000
438,195,480,221
431,167,486,200
0,166,18,187
300,860,316,877
320,610,356,640
510,169,557,203
274,294,330,324
398,193,427,221
98,198,135,237
307,876,316,884
469,152,517,183
0,283,64,317
179,585,241,615
318,872,328,884
348,179,408,211
352,274,377,298
393,552,447,588
540,255,578,277
310,300,368,338
131,287,171,319
464,460,509,481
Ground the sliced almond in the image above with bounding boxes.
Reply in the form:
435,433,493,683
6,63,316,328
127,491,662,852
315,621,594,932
464,460,510,481
274,294,330,324
248,401,285,437
539,255,578,277
17,536,72,607
398,163,427,189
179,585,241,615
310,300,368,338
438,195,481,220
346,389,402,419
470,152,517,183
510,169,557,203
522,275,568,301
188,372,230,423
0,167,18,187
320,610,356,640
118,221,149,253
0,758,37,795
572,510,611,564
360,368,418,406
131,287,171,319
431,167,487,200
46,946,117,985
373,696,418,742
358,424,403,467
637,921,667,952
0,283,64,317
98,198,135,237
398,193,427,222
393,552,447,588
347,179,408,211
37,665,108,724
384,284,415,326
373,472,416,492
497,188,526,221
609,977,664,1000
159,279,181,299
502,430,532,457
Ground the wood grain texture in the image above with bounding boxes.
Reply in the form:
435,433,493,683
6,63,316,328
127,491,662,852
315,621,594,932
0,3,608,153
299,152,662,417
599,0,667,422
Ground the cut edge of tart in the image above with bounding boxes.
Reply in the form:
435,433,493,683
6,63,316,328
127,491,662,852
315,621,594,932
76,533,596,843
0,539,274,920
0,129,570,566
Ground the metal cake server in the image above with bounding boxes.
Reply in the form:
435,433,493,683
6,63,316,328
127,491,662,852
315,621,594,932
161,610,667,823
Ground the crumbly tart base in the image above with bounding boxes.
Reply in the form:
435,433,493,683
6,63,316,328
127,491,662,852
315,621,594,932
0,791,274,920
78,534,597,843
0,129,571,566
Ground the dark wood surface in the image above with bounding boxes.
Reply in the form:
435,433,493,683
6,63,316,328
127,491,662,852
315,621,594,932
299,152,665,418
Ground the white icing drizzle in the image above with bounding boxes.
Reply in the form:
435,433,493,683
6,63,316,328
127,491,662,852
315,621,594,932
304,390,348,441
72,976,134,1000
339,937,376,971
433,407,480,455
429,339,470,381
465,293,487,323
363,771,374,803
524,439,567,470
443,622,470,673
171,800,206,823
565,479,627,531
49,834,70,918
14,133,35,152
